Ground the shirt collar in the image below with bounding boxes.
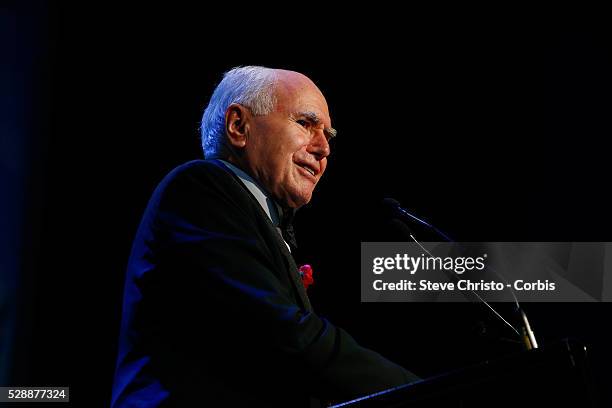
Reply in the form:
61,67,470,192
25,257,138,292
219,160,282,227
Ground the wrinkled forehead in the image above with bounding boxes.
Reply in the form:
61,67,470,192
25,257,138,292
273,71,332,126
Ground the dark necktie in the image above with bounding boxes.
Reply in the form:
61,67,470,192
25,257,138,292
279,207,298,250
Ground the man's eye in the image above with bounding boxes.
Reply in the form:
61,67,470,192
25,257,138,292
296,119,308,128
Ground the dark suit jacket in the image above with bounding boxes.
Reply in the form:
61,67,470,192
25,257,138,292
111,160,417,407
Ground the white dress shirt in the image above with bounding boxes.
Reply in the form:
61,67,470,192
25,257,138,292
220,160,291,252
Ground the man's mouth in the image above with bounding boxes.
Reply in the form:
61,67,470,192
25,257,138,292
297,163,316,177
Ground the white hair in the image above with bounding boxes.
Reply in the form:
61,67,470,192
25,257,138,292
200,66,278,159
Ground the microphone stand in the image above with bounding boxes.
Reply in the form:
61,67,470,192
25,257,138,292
384,198,539,351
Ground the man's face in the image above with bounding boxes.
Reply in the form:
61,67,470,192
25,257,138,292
242,72,333,208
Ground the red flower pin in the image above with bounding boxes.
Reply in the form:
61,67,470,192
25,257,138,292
298,264,314,290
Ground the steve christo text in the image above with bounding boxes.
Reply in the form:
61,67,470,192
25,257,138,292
372,279,556,292
369,253,556,293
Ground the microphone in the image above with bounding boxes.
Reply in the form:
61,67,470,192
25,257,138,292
382,198,453,241
381,197,539,350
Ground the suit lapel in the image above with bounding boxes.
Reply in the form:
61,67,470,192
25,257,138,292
268,221,313,312
210,160,313,312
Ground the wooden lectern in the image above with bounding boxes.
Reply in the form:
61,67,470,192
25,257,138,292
332,339,596,407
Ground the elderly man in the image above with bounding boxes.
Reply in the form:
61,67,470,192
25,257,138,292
111,66,418,407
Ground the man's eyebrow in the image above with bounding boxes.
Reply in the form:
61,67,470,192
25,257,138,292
296,111,338,139
325,127,337,139
295,111,321,124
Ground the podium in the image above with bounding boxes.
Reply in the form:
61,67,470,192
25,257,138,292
332,339,596,407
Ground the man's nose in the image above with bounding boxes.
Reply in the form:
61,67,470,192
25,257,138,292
307,128,331,159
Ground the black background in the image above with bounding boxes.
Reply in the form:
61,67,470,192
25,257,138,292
8,3,612,406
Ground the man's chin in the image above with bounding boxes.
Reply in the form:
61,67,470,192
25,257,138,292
287,198,310,209
282,191,312,209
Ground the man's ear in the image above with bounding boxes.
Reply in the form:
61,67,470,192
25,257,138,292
225,103,250,149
